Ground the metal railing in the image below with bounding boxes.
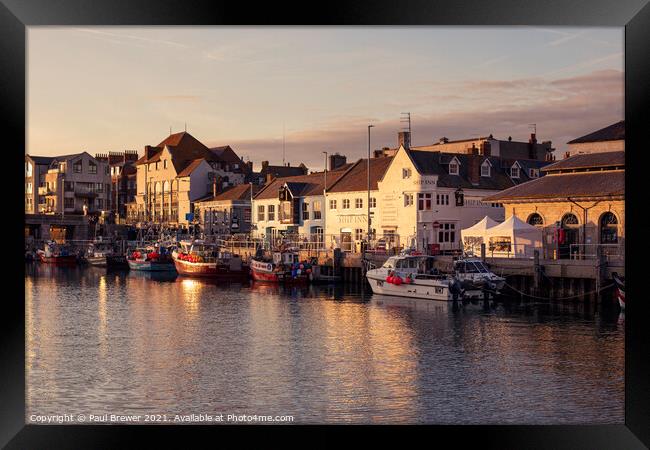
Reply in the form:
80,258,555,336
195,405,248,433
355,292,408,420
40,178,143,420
568,243,624,262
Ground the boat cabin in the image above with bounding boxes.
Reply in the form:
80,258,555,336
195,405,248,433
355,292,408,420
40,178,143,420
454,258,490,274
381,255,437,274
273,251,299,265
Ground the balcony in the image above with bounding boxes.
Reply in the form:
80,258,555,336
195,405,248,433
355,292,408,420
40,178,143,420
38,186,54,196
74,186,100,197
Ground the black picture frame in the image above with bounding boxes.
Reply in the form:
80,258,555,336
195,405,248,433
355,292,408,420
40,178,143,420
3,0,648,447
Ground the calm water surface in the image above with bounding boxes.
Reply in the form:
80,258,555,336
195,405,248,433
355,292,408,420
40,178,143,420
25,263,624,424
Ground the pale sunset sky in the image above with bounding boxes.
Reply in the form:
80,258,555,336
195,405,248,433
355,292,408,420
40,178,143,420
27,27,623,170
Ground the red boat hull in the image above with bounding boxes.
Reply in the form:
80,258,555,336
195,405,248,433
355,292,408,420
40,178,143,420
251,268,309,284
38,254,77,265
173,258,250,280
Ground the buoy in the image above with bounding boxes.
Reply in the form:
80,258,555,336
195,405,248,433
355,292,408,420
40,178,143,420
386,276,392,283
394,276,403,285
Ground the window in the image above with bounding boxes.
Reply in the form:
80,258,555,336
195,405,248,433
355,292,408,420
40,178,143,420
302,202,309,220
355,228,364,241
343,199,350,209
481,162,491,177
26,162,33,177
370,197,376,208
438,223,456,243
96,199,103,209
73,161,82,173
257,205,265,222
329,199,337,209
355,198,363,209
510,166,520,178
600,212,618,244
529,168,539,178
64,181,74,192
89,161,97,174
527,213,544,226
436,194,449,205
164,160,167,169
404,194,413,206
418,193,432,210
449,162,459,175
313,201,322,220
402,168,412,179
95,183,103,192
268,204,275,221
64,197,74,209
26,182,32,194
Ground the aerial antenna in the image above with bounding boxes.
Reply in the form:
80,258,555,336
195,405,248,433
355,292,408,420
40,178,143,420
400,112,411,134
184,122,187,132
169,126,172,135
529,123,537,134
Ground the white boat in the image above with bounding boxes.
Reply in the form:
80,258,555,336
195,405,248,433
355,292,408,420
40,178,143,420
453,257,506,298
366,254,462,301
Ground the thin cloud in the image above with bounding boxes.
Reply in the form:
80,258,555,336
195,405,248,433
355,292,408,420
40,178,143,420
73,28,190,49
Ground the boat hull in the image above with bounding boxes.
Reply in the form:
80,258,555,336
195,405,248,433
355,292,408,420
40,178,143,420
366,272,456,301
613,274,625,310
127,259,176,272
38,254,77,265
173,258,250,280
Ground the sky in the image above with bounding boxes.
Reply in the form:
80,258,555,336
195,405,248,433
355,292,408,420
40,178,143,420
27,27,623,170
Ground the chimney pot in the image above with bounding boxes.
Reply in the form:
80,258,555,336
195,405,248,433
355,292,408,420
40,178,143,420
398,131,411,150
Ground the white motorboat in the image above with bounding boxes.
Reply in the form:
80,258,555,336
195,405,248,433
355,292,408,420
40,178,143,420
365,254,463,301
453,257,506,298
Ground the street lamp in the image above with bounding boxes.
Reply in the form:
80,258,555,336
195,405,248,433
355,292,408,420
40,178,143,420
423,223,428,254
455,187,464,206
367,124,374,239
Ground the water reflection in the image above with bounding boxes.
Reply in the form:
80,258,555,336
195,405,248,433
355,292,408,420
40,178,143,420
25,263,624,424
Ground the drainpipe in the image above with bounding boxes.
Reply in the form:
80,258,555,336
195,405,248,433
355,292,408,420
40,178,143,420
567,197,599,257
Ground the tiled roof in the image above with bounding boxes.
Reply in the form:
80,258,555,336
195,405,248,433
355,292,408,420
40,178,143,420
258,164,308,178
254,166,349,200
327,157,393,193
195,184,259,203
542,151,624,172
27,155,55,165
567,120,625,144
483,170,624,201
176,158,206,177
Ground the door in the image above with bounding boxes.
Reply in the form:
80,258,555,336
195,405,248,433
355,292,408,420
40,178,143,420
340,231,352,252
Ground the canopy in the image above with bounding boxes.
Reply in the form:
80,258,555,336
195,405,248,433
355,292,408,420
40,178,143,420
460,216,500,255
484,215,543,258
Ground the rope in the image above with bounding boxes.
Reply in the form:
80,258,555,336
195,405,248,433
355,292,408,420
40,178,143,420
500,280,615,300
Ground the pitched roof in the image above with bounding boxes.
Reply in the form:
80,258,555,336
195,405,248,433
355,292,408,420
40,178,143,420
26,155,55,165
483,170,625,201
176,158,206,177
327,157,393,193
195,184,260,203
258,164,308,178
567,120,625,144
542,151,624,172
254,166,349,200
407,150,549,190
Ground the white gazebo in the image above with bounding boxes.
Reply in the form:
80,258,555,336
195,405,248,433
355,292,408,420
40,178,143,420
485,215,543,258
460,216,500,256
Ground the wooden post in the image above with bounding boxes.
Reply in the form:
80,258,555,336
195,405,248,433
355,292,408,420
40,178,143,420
480,243,486,262
533,249,540,294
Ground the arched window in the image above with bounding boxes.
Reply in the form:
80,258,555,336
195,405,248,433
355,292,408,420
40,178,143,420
561,213,579,227
600,212,618,244
527,213,544,226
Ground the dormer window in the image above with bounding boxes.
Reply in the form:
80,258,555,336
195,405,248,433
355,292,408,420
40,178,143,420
449,162,459,175
529,168,539,178
481,161,491,177
510,162,521,179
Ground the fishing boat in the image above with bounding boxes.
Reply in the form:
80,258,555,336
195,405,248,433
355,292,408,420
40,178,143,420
84,238,119,267
453,257,506,298
127,244,176,272
612,272,625,311
172,240,249,280
36,241,78,265
250,250,313,284
365,254,462,301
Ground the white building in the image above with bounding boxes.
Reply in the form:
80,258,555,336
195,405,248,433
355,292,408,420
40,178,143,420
133,132,246,225
565,120,624,158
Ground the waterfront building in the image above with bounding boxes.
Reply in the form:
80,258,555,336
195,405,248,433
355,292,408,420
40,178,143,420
132,132,247,225
102,151,139,222
374,130,555,162
373,141,549,254
252,164,350,245
36,152,111,216
193,183,259,235
25,155,55,214
324,156,393,252
483,151,624,260
565,120,625,158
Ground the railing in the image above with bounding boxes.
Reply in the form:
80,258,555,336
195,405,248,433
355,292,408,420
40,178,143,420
568,243,624,262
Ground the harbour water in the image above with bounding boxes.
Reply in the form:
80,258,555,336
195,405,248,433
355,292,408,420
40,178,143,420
25,263,624,424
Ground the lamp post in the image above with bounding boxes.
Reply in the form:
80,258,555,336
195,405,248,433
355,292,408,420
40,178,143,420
367,124,374,239
423,223,427,254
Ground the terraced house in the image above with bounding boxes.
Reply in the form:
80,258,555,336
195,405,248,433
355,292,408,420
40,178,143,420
131,132,247,225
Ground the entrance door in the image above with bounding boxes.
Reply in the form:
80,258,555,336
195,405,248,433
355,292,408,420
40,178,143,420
558,213,579,259
340,230,352,252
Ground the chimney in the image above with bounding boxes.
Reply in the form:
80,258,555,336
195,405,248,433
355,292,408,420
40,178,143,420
329,153,347,170
145,145,156,159
468,155,481,185
528,133,538,159
467,143,479,155
299,163,308,174
261,160,269,171
482,141,492,157
266,173,275,184
439,137,449,144
398,131,411,150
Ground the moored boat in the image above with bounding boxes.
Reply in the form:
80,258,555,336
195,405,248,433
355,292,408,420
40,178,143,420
453,257,506,298
172,240,249,280
250,250,313,284
36,241,78,265
366,254,462,301
84,238,117,267
612,272,625,311
127,245,176,272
